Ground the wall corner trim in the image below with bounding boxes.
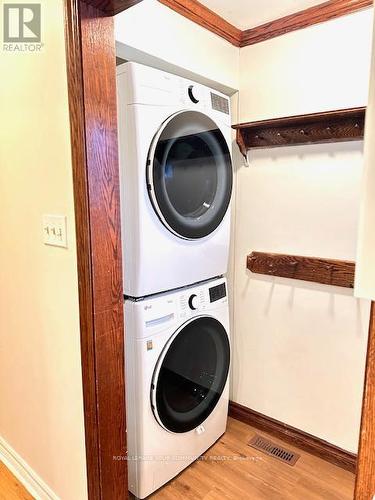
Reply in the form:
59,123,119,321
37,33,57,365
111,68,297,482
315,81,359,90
0,436,58,500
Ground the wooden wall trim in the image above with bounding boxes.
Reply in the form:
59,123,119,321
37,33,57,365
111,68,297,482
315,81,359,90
63,2,100,498
158,0,241,46
158,0,373,47
240,0,373,47
229,401,357,473
233,107,366,153
82,0,143,16
80,3,127,498
355,302,375,498
247,252,356,288
64,1,128,498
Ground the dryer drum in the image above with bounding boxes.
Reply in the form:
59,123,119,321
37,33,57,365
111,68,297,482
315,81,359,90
152,316,230,433
148,111,233,240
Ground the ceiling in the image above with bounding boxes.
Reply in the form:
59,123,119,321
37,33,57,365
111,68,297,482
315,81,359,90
199,0,326,30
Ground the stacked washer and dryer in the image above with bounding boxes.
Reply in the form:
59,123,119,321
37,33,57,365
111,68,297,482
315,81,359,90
117,62,233,499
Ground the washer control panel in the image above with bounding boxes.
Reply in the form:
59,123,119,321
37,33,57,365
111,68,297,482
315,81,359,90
137,278,227,333
177,279,227,320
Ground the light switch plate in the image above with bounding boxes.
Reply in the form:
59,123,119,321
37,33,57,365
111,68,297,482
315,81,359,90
43,215,67,248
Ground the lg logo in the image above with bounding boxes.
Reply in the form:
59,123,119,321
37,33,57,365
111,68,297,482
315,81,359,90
3,4,41,43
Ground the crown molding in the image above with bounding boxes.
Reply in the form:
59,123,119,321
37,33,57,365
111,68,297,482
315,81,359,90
158,0,373,48
158,0,242,46
241,0,373,47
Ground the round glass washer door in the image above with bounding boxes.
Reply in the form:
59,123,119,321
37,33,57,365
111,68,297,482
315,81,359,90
151,316,230,433
147,111,233,240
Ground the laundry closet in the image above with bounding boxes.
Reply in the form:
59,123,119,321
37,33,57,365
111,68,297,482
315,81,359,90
3,1,375,500
114,1,374,499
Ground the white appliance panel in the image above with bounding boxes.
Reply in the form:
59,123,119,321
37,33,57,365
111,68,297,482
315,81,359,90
117,62,233,297
125,277,230,498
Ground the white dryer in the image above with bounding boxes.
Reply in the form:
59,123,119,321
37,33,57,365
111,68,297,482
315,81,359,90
117,62,233,297
125,277,230,499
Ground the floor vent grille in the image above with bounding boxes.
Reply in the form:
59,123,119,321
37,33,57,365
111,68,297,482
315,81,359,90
248,435,300,466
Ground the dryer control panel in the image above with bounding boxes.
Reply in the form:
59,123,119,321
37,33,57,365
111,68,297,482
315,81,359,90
117,62,231,126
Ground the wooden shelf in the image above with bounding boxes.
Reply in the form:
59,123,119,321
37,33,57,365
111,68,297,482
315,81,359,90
233,107,366,155
247,251,355,288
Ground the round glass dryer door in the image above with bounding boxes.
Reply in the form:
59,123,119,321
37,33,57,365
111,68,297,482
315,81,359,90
147,111,233,240
151,316,230,433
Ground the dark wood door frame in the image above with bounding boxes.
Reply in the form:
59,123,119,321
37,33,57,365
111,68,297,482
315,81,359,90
63,0,375,498
355,302,375,499
63,1,141,498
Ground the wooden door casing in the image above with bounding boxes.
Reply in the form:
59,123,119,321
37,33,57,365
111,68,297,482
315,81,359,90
63,0,375,498
64,1,128,498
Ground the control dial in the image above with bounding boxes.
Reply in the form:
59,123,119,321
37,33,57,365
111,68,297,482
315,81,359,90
188,85,200,104
188,294,199,310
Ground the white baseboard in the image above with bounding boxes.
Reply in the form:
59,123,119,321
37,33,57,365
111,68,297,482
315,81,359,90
0,435,59,500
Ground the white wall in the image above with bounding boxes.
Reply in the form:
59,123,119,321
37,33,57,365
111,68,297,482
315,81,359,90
239,9,373,122
0,1,87,498
115,0,239,94
356,12,375,300
114,0,373,453
232,8,374,452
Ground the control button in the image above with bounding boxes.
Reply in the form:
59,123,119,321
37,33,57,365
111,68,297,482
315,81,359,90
188,294,199,310
188,85,199,104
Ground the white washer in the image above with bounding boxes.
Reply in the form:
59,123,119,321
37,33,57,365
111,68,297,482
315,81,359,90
117,62,233,297
125,277,230,499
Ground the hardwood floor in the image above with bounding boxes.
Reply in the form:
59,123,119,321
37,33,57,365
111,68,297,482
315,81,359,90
0,462,33,500
150,417,355,500
0,418,355,499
